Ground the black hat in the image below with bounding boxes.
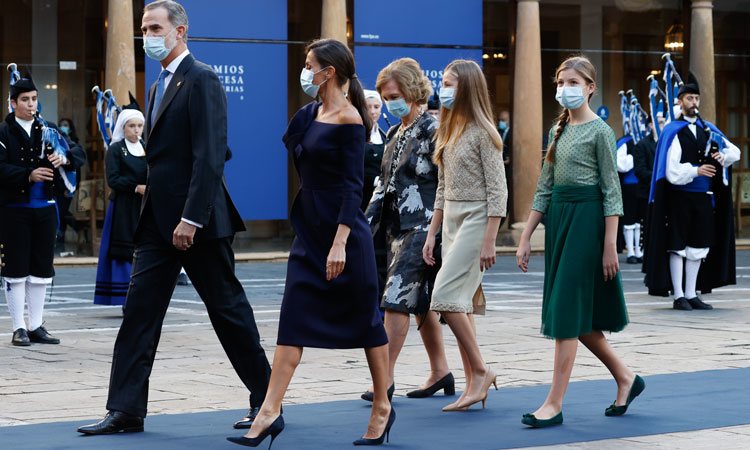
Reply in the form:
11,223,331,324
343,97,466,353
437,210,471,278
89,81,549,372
427,90,440,110
10,75,37,100
678,72,700,98
121,91,142,112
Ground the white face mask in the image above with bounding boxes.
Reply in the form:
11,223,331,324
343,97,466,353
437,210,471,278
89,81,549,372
555,86,586,110
300,67,329,98
143,28,177,62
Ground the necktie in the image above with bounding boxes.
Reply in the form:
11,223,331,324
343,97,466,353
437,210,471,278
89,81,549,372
150,69,170,125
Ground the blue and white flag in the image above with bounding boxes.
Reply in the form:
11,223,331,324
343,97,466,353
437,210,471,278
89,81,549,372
93,88,111,148
648,76,663,139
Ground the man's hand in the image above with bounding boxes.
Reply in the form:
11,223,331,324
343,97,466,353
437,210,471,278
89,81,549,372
711,152,726,166
29,167,54,182
135,185,146,195
47,153,66,168
173,221,197,251
697,164,716,177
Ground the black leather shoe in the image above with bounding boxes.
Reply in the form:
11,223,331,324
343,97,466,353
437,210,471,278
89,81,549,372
28,326,60,344
234,406,260,429
176,272,189,286
626,256,639,264
234,406,283,429
12,328,30,346
406,373,455,398
636,256,643,263
673,297,692,311
361,383,394,403
687,296,713,310
77,411,144,435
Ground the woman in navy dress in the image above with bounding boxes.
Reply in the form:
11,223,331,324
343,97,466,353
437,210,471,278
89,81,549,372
228,39,392,448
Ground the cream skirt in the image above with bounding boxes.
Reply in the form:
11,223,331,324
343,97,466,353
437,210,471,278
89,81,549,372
430,200,487,315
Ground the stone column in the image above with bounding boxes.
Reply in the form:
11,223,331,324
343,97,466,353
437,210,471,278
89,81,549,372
105,0,136,105
321,0,347,44
512,0,543,224
689,0,715,122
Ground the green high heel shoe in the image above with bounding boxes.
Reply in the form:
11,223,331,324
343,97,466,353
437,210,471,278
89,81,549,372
521,411,563,428
605,374,645,417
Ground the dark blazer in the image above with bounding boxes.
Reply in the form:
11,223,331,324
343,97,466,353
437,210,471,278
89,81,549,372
144,53,244,243
0,113,81,206
366,112,439,232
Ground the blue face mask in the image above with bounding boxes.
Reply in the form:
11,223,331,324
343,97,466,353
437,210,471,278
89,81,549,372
497,120,507,131
59,125,70,135
555,86,586,110
385,98,411,118
300,67,329,98
439,87,456,110
143,28,177,62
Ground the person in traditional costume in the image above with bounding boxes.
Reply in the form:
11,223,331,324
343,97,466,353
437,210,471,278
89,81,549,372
94,103,147,307
643,73,740,310
616,128,643,263
516,55,643,428
0,72,80,346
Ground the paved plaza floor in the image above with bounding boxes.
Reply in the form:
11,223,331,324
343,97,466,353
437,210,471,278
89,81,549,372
1,253,749,449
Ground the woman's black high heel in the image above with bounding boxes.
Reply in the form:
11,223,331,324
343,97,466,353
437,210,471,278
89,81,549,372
406,373,455,398
352,407,396,446
360,383,394,402
227,415,285,449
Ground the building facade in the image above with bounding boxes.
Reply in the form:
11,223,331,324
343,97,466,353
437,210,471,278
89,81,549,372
1,0,748,252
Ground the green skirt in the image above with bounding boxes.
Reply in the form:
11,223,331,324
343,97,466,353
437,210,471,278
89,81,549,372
541,185,629,339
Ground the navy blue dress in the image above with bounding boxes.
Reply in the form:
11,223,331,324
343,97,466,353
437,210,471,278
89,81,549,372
279,102,388,349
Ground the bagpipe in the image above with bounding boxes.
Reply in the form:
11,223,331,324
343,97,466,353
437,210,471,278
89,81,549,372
7,63,77,196
91,85,121,149
617,89,649,145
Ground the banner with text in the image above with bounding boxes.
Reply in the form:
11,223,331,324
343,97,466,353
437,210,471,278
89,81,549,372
144,0,288,220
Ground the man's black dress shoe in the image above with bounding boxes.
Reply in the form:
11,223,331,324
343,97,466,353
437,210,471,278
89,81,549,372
12,328,30,346
234,406,283,429
28,326,60,344
234,406,260,429
673,297,692,311
77,411,144,435
176,272,190,286
687,296,713,310
626,256,639,264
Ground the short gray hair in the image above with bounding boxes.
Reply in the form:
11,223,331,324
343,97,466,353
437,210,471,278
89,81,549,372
145,0,189,42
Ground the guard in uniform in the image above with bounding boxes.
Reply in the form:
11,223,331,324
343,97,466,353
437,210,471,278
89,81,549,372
616,133,642,263
0,76,77,345
644,74,740,310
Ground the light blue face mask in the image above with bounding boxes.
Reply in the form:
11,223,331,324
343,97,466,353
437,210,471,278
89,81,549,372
498,120,507,131
143,28,177,62
300,67,329,98
385,98,411,118
555,86,586,110
439,87,456,110
59,125,70,135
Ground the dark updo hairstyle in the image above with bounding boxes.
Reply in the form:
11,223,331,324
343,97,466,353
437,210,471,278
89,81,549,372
305,38,372,133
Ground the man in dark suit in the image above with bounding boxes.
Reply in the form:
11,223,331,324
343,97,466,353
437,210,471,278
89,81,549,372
78,0,270,435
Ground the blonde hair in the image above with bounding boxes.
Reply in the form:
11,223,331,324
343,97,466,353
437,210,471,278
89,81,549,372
375,58,433,104
434,59,503,167
546,55,597,163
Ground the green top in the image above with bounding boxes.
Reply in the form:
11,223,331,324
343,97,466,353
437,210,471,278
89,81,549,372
531,118,623,216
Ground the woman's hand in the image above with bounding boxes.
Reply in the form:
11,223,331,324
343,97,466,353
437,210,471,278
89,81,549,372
602,242,619,281
326,242,346,281
480,237,496,272
516,239,531,273
422,234,437,266
135,185,146,195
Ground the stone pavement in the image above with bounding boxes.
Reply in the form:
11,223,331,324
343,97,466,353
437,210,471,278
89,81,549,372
1,254,749,449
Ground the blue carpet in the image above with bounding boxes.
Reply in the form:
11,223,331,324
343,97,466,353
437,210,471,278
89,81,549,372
2,368,749,449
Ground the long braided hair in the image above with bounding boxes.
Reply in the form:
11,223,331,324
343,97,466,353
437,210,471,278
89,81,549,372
546,56,597,163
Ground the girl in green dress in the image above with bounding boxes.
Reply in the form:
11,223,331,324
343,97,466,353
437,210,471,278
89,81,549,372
515,55,644,428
